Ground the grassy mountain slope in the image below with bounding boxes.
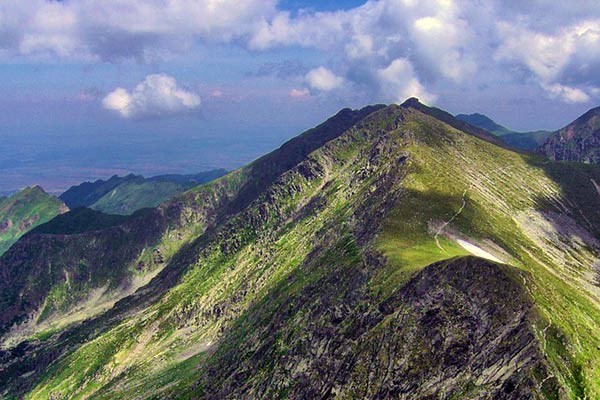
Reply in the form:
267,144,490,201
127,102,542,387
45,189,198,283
456,113,551,151
539,106,600,163
59,174,141,209
2,103,600,399
60,170,228,215
0,106,382,367
0,186,68,256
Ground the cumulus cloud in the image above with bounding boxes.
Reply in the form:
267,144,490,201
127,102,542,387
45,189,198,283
244,0,600,105
377,58,436,104
305,67,345,92
103,74,201,118
0,0,277,61
2,0,600,107
543,83,591,104
495,19,600,102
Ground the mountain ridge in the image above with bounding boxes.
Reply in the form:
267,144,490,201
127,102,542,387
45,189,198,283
1,101,600,399
59,169,228,215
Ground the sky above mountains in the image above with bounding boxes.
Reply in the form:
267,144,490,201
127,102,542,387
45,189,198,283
1,0,600,193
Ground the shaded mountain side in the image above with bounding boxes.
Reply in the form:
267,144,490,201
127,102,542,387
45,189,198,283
538,106,600,163
224,104,386,214
456,113,551,151
502,130,552,151
0,105,385,348
0,186,68,256
29,207,129,235
2,103,600,399
59,169,228,215
0,207,167,338
199,257,553,399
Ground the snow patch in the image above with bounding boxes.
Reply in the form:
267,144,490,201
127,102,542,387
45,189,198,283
456,239,503,263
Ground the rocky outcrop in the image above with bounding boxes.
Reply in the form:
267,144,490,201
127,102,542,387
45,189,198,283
199,257,555,400
538,106,600,163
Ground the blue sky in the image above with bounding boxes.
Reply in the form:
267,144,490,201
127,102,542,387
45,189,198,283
1,0,600,193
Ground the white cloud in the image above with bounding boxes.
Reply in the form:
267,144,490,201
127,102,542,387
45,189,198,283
1,0,600,107
377,58,436,104
103,74,201,118
305,67,344,92
495,19,600,103
543,83,591,104
0,0,277,61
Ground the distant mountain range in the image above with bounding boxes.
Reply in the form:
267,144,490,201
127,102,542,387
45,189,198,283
0,170,227,257
2,100,600,398
60,169,228,215
455,113,552,151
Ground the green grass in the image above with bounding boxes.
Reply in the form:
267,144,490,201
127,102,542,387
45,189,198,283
0,186,67,256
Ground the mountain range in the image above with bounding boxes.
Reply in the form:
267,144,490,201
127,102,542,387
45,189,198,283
1,100,600,399
0,171,227,258
59,169,228,215
455,113,552,151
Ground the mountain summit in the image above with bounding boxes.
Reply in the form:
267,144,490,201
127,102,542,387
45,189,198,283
1,103,600,399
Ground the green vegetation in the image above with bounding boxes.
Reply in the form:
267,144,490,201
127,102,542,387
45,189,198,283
0,186,67,256
2,103,600,399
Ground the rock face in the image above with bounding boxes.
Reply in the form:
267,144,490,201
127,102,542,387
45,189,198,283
201,257,553,400
538,106,600,162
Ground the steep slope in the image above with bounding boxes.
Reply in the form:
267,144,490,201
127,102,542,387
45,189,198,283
2,103,600,399
59,169,228,215
401,98,505,147
0,105,383,351
456,113,551,151
539,106,600,162
0,186,68,256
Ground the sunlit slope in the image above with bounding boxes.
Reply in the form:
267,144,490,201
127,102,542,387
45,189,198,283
3,103,600,399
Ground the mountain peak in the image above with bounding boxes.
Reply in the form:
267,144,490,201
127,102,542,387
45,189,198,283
400,97,424,108
28,185,47,194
